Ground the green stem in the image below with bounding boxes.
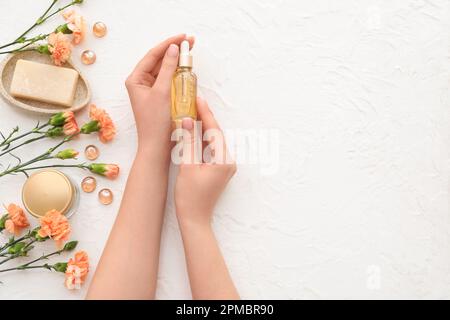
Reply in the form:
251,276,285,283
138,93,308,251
0,264,51,273
0,123,49,148
19,164,89,172
0,36,41,51
0,239,37,265
0,135,46,159
0,127,19,147
23,239,37,251
0,249,63,273
0,135,73,178
0,35,47,55
0,0,82,51
21,250,62,267
14,0,59,43
0,234,31,255
43,2,78,22
0,255,17,266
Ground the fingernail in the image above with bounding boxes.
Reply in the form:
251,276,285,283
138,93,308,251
168,44,179,57
182,118,193,130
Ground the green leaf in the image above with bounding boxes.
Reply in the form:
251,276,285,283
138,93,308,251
55,23,72,35
52,262,68,273
63,241,78,251
80,120,100,134
30,227,46,242
45,126,64,138
0,214,8,230
8,242,26,255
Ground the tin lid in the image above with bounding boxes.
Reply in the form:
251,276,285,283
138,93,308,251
22,170,74,218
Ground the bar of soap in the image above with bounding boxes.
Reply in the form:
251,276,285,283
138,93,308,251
10,59,79,107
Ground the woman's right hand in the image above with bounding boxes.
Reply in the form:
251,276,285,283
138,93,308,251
175,98,237,226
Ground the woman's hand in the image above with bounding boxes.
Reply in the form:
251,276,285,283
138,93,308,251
174,98,239,299
175,97,237,226
87,35,194,300
125,34,194,153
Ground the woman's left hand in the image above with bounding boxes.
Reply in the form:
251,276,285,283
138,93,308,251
125,34,194,154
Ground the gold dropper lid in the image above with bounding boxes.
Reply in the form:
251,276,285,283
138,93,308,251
22,170,74,218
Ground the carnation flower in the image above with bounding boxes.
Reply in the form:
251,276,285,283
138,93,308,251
81,104,116,143
65,251,89,290
88,163,120,179
47,32,72,66
49,111,80,136
62,10,87,45
2,204,29,236
38,209,71,247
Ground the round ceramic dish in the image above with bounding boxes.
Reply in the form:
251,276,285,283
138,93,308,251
0,49,91,114
22,169,79,219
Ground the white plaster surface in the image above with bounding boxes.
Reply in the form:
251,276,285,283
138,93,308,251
0,0,449,299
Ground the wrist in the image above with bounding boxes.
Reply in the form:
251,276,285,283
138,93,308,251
177,211,212,232
136,141,170,160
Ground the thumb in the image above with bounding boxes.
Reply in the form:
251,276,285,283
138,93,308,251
181,118,200,164
154,44,179,93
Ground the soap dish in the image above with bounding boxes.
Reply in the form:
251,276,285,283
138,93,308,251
0,50,91,114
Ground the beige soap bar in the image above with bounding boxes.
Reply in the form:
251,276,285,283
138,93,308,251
10,59,79,107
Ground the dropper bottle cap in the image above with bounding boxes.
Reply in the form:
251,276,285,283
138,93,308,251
179,40,193,68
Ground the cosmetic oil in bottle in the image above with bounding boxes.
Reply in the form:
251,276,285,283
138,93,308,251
171,40,197,122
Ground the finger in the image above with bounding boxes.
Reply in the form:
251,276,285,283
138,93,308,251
151,36,195,78
197,98,233,164
197,97,220,131
134,34,186,75
153,44,180,93
181,117,201,164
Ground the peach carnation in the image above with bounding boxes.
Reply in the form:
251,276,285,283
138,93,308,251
62,111,80,136
88,163,120,179
4,204,29,236
65,251,89,290
62,10,87,45
104,164,120,179
38,209,71,247
48,32,72,66
89,104,116,143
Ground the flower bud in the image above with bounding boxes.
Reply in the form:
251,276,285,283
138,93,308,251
46,126,64,137
56,149,79,160
37,44,51,55
49,112,78,136
63,240,78,251
0,214,7,230
49,112,66,126
88,163,106,175
74,0,84,4
53,262,68,273
88,163,119,179
80,120,100,134
55,23,73,34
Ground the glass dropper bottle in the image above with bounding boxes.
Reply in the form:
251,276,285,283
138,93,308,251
171,40,197,122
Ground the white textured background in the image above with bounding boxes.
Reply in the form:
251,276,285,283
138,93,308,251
0,0,449,299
